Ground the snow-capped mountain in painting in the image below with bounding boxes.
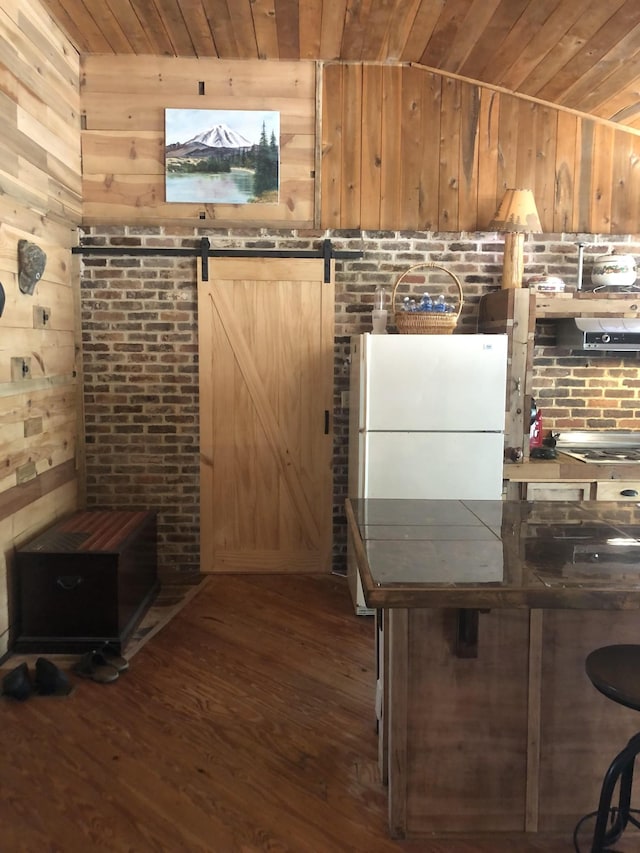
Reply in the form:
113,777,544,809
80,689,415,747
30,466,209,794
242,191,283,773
191,124,254,148
167,123,254,157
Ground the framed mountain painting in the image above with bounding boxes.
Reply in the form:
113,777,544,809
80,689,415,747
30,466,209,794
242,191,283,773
165,109,280,204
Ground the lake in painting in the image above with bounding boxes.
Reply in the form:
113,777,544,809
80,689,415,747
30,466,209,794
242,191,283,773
166,168,255,204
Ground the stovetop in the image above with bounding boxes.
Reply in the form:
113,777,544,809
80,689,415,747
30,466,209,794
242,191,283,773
555,431,640,464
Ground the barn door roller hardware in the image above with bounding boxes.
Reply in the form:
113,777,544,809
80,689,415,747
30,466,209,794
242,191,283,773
73,238,362,283
197,238,352,282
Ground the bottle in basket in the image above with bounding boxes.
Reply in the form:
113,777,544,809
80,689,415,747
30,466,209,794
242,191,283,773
392,263,463,335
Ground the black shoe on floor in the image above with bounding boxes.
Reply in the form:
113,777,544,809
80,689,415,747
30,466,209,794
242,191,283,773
2,662,32,701
34,657,72,696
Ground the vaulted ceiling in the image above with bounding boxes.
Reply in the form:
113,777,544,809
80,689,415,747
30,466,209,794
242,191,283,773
42,0,640,130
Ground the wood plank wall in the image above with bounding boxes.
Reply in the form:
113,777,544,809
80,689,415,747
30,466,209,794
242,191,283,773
81,56,640,235
80,57,317,228
321,63,640,235
0,0,82,656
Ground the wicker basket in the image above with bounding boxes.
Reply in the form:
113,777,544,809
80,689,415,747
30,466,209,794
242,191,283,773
392,262,463,334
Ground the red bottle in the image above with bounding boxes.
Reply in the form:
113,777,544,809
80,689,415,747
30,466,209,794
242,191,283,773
530,400,543,449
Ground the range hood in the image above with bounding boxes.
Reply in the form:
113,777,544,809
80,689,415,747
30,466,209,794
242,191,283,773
558,318,640,351
575,318,640,333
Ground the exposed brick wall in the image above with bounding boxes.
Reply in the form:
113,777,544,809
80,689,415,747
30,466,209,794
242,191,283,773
80,228,201,577
79,227,640,577
526,238,640,435
533,323,640,432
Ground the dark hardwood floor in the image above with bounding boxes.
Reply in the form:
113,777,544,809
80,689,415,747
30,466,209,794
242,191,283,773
0,574,631,852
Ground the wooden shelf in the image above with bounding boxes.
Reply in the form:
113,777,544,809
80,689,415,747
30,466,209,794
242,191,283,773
535,291,640,318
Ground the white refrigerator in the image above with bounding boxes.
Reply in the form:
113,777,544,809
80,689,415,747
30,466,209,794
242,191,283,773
347,332,508,613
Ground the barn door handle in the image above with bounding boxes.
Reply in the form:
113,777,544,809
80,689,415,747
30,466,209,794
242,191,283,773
620,489,638,497
324,410,330,434
56,575,83,591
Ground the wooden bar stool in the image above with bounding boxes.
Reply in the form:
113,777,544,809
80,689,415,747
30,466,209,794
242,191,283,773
585,645,640,851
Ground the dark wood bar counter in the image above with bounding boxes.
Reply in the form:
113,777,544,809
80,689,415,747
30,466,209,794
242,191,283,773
346,498,640,841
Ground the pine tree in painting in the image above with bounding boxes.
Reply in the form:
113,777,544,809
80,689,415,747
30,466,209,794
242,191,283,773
253,121,279,198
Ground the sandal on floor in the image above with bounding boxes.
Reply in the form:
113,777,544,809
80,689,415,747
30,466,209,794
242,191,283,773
1,662,32,701
99,642,129,673
34,657,73,696
73,651,119,684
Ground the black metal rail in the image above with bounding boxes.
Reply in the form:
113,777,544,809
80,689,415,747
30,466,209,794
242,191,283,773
72,237,362,283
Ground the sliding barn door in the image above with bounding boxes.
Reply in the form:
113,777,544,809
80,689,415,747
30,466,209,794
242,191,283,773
198,257,334,573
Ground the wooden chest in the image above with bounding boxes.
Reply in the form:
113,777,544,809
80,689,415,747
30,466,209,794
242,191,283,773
14,510,159,653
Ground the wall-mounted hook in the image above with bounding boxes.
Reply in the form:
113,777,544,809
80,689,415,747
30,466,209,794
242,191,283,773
11,356,32,382
33,305,50,328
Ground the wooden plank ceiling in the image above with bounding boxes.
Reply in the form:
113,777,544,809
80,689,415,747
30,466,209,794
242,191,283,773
41,0,640,129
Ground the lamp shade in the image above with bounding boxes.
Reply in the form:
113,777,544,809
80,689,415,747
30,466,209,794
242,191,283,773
489,188,542,233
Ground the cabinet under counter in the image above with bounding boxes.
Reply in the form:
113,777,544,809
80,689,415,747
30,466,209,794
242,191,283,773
519,480,594,500
347,497,640,842
595,479,640,500
503,457,640,501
